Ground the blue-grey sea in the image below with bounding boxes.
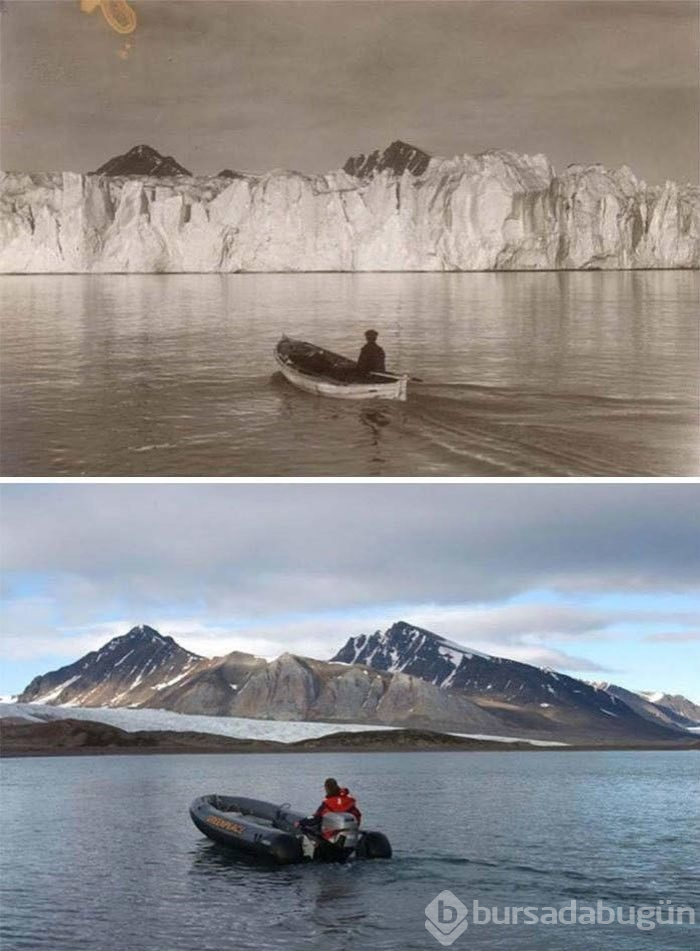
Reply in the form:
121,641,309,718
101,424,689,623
1,751,698,950
1,271,697,475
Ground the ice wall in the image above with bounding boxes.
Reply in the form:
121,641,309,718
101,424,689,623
1,150,697,272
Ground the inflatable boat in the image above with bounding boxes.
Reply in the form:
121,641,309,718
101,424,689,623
190,794,392,864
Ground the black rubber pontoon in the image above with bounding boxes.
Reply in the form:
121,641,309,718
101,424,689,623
189,794,392,865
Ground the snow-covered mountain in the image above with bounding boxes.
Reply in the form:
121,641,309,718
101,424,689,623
2,142,697,272
18,625,202,708
331,621,692,742
590,683,698,730
16,625,506,734
637,691,700,727
14,622,693,743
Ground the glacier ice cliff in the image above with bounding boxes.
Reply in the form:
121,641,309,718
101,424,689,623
1,149,698,272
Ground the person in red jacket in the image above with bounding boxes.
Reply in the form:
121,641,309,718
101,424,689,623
314,778,362,830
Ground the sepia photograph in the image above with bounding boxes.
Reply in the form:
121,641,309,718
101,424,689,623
0,0,698,475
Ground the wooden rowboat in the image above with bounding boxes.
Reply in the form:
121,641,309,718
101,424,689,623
274,337,409,401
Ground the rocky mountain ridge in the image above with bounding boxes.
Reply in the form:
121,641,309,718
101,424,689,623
589,682,699,730
343,140,432,178
17,626,505,734
331,621,695,741
15,623,695,743
634,690,700,727
19,624,202,708
94,144,192,178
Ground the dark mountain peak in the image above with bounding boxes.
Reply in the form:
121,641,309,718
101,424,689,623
332,621,489,680
127,622,161,636
389,619,417,632
388,139,427,158
122,623,168,643
16,624,202,707
343,141,431,179
131,144,161,157
388,620,440,640
102,624,176,653
94,145,191,178
216,169,244,179
332,621,693,742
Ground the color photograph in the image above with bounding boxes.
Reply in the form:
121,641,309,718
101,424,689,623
1,482,699,948
1,0,698,475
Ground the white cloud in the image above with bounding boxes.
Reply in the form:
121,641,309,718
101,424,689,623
0,599,623,674
2,484,698,621
1,484,698,685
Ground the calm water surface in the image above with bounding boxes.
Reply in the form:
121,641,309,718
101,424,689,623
1,751,698,950
1,272,697,475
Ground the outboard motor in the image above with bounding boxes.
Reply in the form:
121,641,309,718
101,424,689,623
320,812,359,860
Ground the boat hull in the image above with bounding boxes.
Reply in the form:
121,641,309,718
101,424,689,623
190,795,303,864
274,338,408,401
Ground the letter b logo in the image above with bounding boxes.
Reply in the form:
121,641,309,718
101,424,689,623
425,890,468,946
438,900,457,924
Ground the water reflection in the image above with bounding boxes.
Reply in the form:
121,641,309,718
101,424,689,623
1,271,697,475
189,839,281,875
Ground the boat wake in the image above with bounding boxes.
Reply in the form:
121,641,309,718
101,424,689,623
400,382,698,476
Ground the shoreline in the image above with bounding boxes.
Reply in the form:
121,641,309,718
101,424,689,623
4,743,698,759
1,268,697,277
2,719,697,759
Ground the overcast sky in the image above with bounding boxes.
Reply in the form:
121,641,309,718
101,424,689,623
1,482,698,700
1,0,697,183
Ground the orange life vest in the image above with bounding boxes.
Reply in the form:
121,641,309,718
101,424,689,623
315,787,362,826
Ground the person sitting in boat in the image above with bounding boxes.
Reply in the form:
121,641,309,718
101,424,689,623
297,778,362,837
356,330,386,377
314,778,362,833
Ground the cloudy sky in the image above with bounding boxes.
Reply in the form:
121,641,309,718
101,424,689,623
1,482,698,699
1,0,697,184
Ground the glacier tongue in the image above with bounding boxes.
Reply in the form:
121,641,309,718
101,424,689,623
1,150,698,272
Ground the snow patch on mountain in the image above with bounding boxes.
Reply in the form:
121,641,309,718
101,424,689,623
153,671,192,691
452,732,566,747
439,640,490,662
32,676,81,704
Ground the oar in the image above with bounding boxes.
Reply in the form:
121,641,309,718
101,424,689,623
371,371,474,386
370,370,425,384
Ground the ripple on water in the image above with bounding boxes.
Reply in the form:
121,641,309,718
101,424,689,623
1,271,697,475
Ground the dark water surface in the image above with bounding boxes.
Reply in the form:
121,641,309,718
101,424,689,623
1,751,698,950
1,271,697,475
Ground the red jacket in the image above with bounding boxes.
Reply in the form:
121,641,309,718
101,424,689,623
314,788,362,824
